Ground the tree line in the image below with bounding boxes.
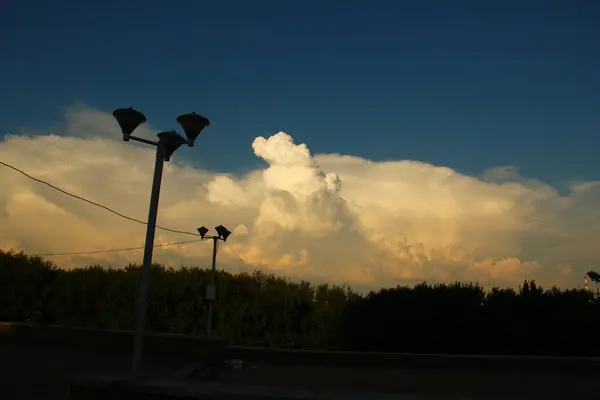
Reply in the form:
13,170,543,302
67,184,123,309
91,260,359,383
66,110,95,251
2,249,599,356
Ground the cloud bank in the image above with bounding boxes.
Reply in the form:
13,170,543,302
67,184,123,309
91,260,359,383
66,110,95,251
1,106,598,290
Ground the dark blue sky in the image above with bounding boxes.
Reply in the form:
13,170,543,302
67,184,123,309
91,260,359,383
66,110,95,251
2,0,599,182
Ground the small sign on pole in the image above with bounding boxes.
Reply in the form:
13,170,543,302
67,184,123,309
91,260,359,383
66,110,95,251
206,284,217,301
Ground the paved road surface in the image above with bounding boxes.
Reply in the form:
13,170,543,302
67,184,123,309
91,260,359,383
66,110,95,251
0,340,189,399
2,339,600,399
220,361,595,399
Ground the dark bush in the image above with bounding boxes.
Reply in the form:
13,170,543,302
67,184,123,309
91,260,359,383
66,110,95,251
2,249,598,356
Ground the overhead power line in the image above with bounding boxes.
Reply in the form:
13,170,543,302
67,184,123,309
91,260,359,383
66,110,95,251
0,160,199,237
31,238,204,257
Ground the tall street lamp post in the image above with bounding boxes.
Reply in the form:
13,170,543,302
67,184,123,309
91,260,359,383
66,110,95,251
197,225,232,338
112,108,210,380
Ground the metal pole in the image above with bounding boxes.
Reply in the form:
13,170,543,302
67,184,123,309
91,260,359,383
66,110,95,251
131,141,166,380
207,236,218,338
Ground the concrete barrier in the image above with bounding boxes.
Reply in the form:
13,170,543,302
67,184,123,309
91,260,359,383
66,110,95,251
9,322,599,399
228,345,600,371
3,322,600,373
0,322,227,365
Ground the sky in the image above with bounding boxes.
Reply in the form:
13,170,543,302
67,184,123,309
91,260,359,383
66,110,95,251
1,1,599,290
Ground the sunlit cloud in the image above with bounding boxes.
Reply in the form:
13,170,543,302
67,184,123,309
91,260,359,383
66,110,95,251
1,106,599,289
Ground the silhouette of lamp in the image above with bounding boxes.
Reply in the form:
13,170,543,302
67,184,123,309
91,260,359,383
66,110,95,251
113,107,211,381
214,225,232,241
113,107,146,142
157,130,187,162
197,225,232,338
197,226,209,239
177,112,210,147
587,271,600,283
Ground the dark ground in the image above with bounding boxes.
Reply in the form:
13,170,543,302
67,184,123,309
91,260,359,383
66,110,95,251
2,338,600,399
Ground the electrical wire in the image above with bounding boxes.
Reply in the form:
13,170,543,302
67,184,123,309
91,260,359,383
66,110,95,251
0,161,223,258
31,238,204,257
0,160,199,237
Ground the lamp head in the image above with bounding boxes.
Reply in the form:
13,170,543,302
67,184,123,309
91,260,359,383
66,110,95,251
197,226,209,239
157,130,187,162
176,112,210,147
113,107,147,141
215,225,231,241
587,271,600,283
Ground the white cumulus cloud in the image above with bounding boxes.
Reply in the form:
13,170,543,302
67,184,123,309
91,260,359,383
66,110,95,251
1,106,599,290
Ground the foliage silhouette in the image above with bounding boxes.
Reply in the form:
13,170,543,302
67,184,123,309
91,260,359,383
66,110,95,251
1,249,598,356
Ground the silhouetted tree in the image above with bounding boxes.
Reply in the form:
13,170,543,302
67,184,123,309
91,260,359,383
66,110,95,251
2,249,600,356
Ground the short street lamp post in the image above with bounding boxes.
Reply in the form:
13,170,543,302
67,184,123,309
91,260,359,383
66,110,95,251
112,108,210,380
197,225,232,338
